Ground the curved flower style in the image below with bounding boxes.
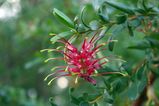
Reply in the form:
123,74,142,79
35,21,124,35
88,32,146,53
43,35,114,85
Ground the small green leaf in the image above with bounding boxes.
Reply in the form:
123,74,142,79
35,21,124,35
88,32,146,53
120,62,132,75
116,14,127,24
50,31,73,44
80,6,90,28
104,1,135,15
108,36,115,51
142,0,148,11
69,87,74,94
136,62,146,80
98,4,109,23
104,79,111,90
111,78,128,94
127,23,134,37
53,8,74,28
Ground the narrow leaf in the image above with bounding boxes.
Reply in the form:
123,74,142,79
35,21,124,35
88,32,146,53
108,36,115,51
80,6,90,28
53,8,74,28
142,0,148,11
98,4,109,23
127,23,134,37
104,1,135,15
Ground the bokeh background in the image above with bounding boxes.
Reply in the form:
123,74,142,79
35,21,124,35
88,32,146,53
0,0,158,106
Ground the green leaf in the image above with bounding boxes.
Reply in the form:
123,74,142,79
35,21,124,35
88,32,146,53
98,4,109,23
126,82,139,100
81,6,90,28
104,1,135,15
50,31,73,44
120,62,132,75
53,8,74,28
127,76,147,100
104,79,111,91
69,87,75,93
98,26,112,40
116,14,127,24
127,23,134,37
111,78,128,94
136,62,146,80
79,101,90,106
142,0,148,11
108,36,115,51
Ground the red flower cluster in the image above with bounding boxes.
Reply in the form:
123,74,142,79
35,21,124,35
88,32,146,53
44,35,108,85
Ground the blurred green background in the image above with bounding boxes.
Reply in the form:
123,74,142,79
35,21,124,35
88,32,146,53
0,0,158,106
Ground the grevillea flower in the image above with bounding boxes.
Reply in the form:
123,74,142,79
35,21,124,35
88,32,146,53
42,34,118,85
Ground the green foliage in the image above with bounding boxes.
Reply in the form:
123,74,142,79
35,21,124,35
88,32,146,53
104,1,135,15
1,0,159,106
53,8,74,28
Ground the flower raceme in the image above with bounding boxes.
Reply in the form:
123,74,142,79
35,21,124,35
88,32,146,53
42,35,119,85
